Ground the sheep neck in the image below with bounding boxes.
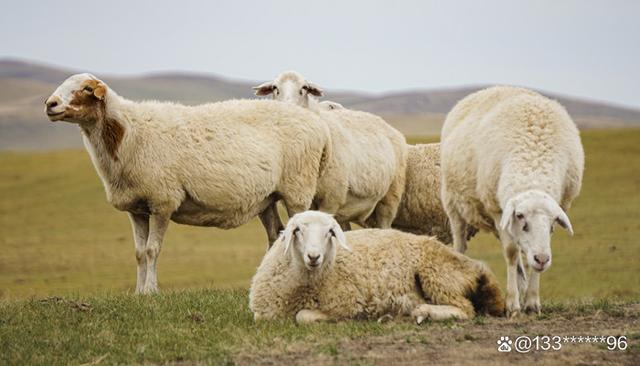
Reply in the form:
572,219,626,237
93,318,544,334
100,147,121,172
79,91,134,184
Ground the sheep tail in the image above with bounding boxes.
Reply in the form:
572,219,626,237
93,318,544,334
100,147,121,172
470,263,506,317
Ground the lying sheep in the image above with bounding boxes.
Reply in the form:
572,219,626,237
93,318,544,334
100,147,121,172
392,143,477,243
254,71,407,231
44,73,333,294
249,211,505,323
440,86,584,317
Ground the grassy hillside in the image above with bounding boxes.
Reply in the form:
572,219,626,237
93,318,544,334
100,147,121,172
1,129,639,301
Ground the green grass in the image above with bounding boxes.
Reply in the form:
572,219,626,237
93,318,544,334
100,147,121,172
1,129,639,300
1,129,639,365
0,289,403,365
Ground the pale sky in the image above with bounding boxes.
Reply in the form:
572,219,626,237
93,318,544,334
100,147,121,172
1,0,639,108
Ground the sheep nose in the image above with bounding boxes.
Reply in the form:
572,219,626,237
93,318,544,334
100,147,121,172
307,254,320,264
45,96,62,111
534,254,550,266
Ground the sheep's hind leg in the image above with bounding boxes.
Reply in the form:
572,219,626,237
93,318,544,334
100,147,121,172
142,211,171,294
259,202,284,249
411,304,469,324
295,309,330,324
447,209,468,253
128,213,149,294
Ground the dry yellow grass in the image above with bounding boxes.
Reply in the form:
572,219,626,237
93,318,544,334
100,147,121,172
0,129,639,300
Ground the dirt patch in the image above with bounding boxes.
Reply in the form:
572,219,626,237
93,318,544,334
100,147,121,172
236,304,640,365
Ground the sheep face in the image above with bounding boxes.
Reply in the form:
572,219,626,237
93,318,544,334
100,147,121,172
253,71,323,108
281,211,349,273
45,73,107,124
500,190,573,272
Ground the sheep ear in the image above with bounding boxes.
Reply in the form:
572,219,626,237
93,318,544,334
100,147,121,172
555,209,574,236
282,219,299,254
331,222,350,252
93,82,106,100
499,198,516,233
253,82,275,96
305,83,323,97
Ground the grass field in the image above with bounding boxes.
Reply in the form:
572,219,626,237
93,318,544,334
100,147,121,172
1,128,639,364
1,129,639,300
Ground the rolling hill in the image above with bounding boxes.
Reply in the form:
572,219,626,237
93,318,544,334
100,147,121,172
1,58,639,150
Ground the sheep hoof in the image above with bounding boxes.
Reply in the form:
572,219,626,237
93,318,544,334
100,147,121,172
377,314,394,324
524,304,541,315
506,308,521,319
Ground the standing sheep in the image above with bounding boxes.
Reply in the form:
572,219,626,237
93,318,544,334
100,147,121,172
392,143,477,243
254,71,407,231
249,211,505,323
44,73,333,293
255,72,471,243
440,86,584,317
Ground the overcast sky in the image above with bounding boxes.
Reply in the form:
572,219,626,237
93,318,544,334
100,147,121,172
1,0,639,107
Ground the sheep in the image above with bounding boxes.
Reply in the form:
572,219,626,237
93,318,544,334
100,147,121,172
253,71,343,112
254,72,477,243
249,211,506,323
44,73,334,294
254,71,407,231
392,143,477,243
440,86,584,317
317,100,344,111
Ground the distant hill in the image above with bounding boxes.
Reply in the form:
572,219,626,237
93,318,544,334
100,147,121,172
1,58,639,150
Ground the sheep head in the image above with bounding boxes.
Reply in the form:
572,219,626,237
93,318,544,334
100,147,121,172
499,190,573,272
45,73,108,124
281,211,349,273
253,71,323,108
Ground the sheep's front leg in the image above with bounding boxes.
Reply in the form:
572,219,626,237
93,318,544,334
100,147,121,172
128,213,150,294
503,240,521,318
142,212,171,294
295,309,329,324
412,304,469,324
523,271,541,314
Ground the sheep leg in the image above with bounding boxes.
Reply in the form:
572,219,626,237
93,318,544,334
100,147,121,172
412,304,469,324
259,203,284,248
128,213,150,294
523,271,541,314
295,309,329,324
370,176,404,229
340,221,352,231
142,212,171,294
448,209,468,253
502,239,521,318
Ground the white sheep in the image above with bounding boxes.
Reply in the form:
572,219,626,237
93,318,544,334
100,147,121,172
317,100,344,111
440,86,584,317
253,71,343,111
254,71,407,230
392,143,477,243
249,211,505,323
44,73,334,294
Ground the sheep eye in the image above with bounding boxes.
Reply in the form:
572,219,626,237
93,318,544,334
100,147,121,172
550,225,555,234
299,90,304,95
293,227,300,235
83,86,93,93
516,213,525,220
328,229,335,237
